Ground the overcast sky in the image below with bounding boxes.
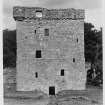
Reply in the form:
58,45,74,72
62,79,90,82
3,0,103,30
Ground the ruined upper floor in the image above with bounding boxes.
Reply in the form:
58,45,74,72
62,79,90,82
13,6,85,21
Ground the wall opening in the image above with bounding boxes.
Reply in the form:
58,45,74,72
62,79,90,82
77,38,78,42
35,30,36,34
61,69,64,76
36,50,42,58
44,29,49,36
35,72,38,78
73,58,75,62
49,86,55,95
36,11,42,17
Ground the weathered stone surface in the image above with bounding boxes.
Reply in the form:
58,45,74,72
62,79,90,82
14,7,86,94
3,68,16,92
13,7,84,20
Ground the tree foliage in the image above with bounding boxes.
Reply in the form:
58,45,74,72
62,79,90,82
84,23,102,68
84,23,102,85
3,29,16,68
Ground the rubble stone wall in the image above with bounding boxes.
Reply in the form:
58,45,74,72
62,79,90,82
13,7,86,94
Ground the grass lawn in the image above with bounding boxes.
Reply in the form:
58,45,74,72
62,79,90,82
4,85,103,105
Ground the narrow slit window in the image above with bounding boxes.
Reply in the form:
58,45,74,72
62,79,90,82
44,29,49,36
61,69,64,76
35,72,38,78
36,50,42,58
77,38,78,42
73,58,75,62
35,30,36,34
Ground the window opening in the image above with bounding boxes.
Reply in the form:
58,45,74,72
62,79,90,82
35,30,36,34
49,86,55,95
77,38,78,42
44,29,49,36
61,69,64,76
73,58,75,62
36,50,42,58
35,72,38,78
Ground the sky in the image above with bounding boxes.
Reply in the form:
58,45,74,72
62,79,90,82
3,0,103,30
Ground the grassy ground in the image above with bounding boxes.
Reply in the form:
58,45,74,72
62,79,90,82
4,85,103,105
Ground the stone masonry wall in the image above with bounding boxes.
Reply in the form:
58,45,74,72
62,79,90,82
13,7,86,94
3,68,16,92
13,7,84,20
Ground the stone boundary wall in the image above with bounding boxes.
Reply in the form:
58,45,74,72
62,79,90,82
3,68,16,92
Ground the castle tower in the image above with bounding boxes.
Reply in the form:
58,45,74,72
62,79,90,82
13,7,86,95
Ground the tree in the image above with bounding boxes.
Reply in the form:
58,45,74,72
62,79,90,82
84,23,103,85
84,23,97,63
94,28,103,84
3,29,16,68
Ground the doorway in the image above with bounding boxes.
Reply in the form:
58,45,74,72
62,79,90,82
49,86,55,95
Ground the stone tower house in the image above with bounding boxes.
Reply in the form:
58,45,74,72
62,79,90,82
13,7,86,95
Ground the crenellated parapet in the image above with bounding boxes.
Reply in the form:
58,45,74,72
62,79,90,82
13,6,85,21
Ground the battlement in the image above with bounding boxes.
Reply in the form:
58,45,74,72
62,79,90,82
13,6,85,21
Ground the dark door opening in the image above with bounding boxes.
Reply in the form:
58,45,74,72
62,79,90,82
49,86,55,95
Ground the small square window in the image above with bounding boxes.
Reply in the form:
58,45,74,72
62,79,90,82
61,69,64,76
44,29,49,36
36,50,42,58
